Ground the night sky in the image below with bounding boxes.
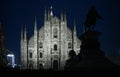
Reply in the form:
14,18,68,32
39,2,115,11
0,0,120,65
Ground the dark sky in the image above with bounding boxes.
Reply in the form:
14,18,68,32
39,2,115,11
0,0,120,65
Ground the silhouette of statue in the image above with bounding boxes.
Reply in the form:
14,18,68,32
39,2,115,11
64,50,79,70
77,30,118,70
84,5,103,32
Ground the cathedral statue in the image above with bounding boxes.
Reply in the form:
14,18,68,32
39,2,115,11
84,5,103,32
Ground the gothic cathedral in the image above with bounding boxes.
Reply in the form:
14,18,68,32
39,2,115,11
20,7,81,70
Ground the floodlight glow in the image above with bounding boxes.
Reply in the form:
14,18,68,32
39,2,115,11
7,54,14,57
7,53,15,68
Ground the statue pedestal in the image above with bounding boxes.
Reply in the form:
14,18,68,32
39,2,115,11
77,30,116,69
79,31,102,54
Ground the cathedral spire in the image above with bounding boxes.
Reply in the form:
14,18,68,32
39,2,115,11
44,9,47,21
34,16,37,31
72,20,77,50
23,25,28,69
63,10,66,21
21,26,23,40
61,10,66,22
33,17,38,69
47,6,53,21
61,12,64,21
24,25,27,40
47,8,50,21
73,19,76,34
50,6,53,16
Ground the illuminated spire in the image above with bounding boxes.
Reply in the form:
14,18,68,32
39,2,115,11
72,20,77,50
73,19,76,33
63,10,66,21
44,9,47,21
24,25,27,40
34,16,37,30
50,6,53,16
61,12,64,21
61,10,66,22
21,26,23,40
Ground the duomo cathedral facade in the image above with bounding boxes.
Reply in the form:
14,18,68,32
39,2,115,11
20,7,81,70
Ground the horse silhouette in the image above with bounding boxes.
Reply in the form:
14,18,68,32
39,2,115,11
84,5,103,31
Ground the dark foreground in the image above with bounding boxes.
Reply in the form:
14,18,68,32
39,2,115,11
1,67,120,77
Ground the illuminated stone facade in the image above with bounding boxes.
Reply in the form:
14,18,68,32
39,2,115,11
20,8,81,70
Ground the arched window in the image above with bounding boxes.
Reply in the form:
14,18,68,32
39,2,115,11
30,52,32,58
39,42,43,48
53,28,57,38
40,52,43,58
68,42,72,48
54,44,57,51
